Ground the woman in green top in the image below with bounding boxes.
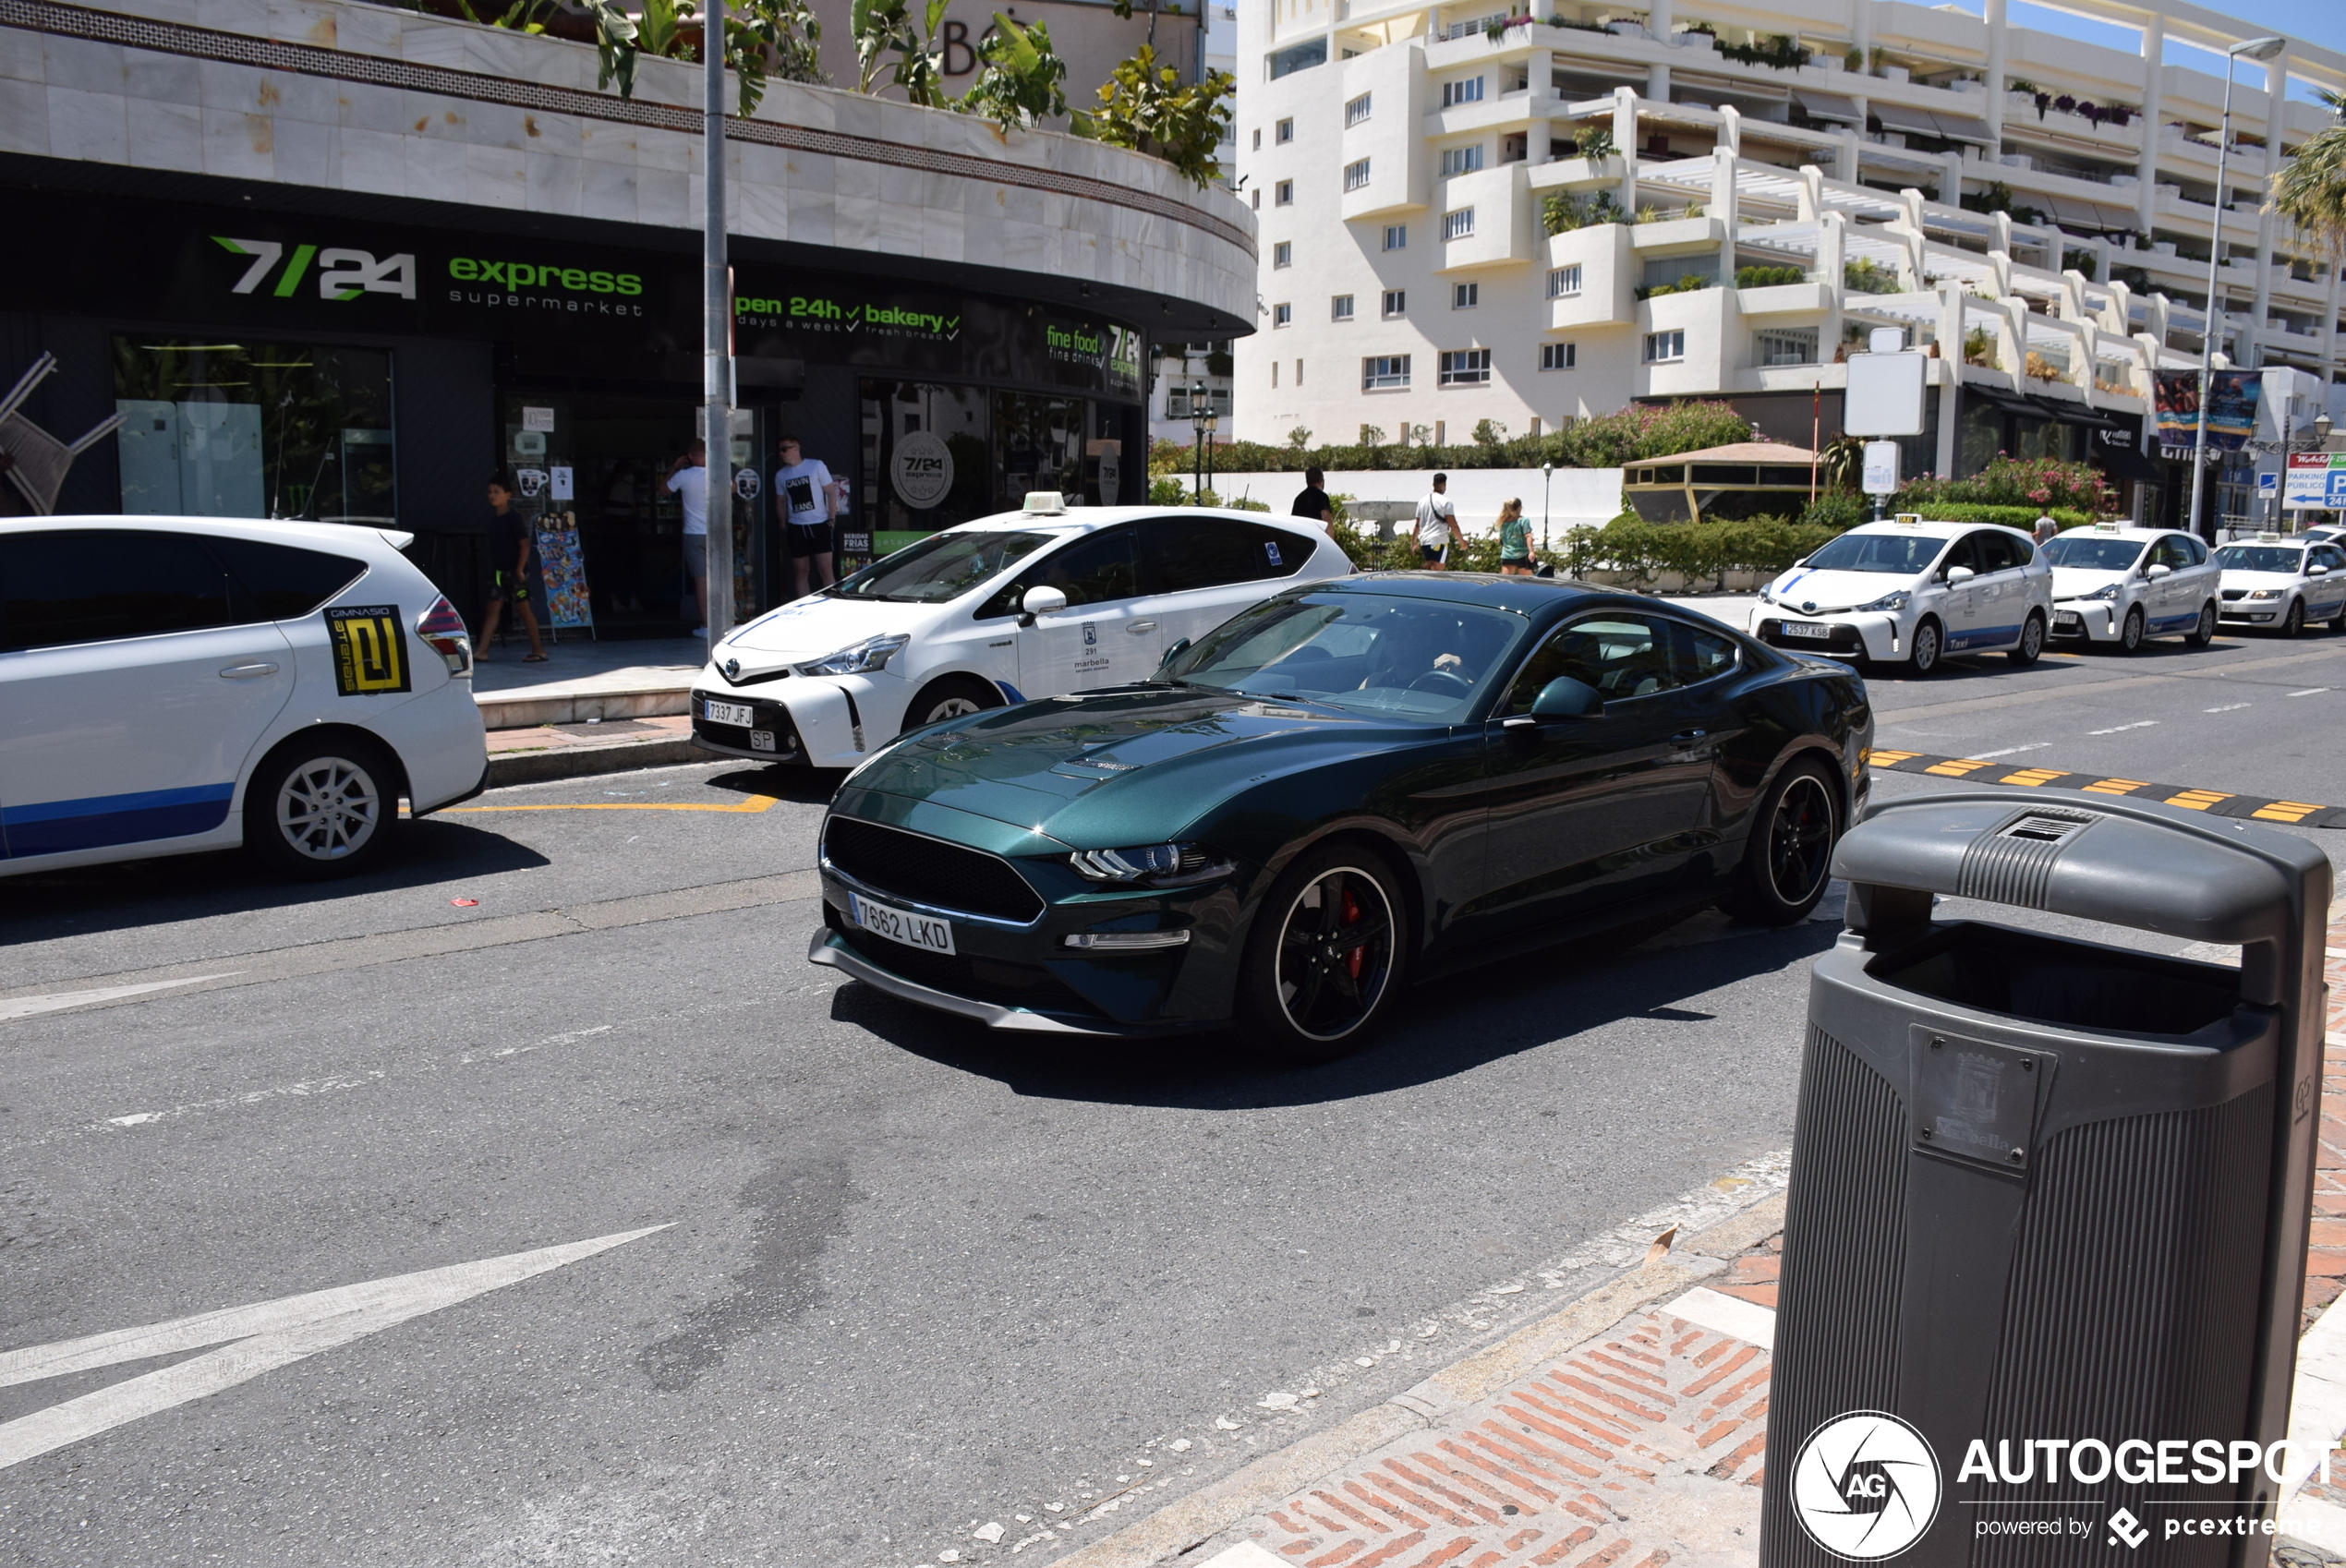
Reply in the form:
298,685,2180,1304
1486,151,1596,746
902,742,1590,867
1496,498,1534,574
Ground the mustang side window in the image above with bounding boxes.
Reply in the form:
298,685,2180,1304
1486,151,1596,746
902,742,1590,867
1675,622,1740,683
1503,615,1681,714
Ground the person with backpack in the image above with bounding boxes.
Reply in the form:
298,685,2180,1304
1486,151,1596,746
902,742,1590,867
1413,473,1457,569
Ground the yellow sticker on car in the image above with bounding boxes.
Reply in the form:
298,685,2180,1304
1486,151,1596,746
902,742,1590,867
327,605,410,696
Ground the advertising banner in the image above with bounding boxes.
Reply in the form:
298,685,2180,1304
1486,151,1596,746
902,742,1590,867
533,519,595,633
2154,369,2263,455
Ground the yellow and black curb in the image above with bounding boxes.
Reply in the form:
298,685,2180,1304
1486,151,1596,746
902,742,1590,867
1865,749,2346,828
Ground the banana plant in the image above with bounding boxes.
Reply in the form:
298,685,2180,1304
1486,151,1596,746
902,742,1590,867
960,14,1067,132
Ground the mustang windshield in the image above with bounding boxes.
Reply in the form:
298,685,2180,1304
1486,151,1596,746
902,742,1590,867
1800,532,1947,574
1166,593,1527,721
2213,546,2304,574
2041,536,2147,572
830,529,1055,603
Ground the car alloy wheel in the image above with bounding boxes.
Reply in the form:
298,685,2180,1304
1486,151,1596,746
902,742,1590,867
2282,599,2304,638
2187,601,2216,647
277,755,384,862
1908,619,1941,675
245,740,400,879
901,675,1002,735
1275,866,1396,1043
2120,606,2145,652
1726,759,1841,925
2007,612,2045,666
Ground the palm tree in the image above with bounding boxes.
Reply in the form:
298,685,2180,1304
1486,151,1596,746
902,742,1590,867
2271,90,2346,254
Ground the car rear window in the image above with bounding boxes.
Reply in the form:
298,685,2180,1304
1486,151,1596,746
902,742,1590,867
209,537,369,620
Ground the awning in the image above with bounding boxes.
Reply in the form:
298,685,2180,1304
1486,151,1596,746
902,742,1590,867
1869,101,1995,147
1795,90,1865,125
1965,386,2040,417
2030,397,2122,430
2090,438,2160,480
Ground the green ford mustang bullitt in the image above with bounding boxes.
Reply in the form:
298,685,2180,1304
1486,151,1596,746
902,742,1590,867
810,573,1873,1059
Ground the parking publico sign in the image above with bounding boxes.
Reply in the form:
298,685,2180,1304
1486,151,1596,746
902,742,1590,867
1791,1412,1941,1559
2285,453,2346,510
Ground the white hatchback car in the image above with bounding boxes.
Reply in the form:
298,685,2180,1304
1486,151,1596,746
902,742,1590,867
1749,516,2053,674
0,517,486,879
2213,536,2346,635
692,501,1351,767
2039,523,2221,649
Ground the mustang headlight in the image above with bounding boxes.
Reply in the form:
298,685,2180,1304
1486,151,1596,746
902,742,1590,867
1070,842,1234,887
1857,590,1910,613
795,633,910,677
2247,588,2283,601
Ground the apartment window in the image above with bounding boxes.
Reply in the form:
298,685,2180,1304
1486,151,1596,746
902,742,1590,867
1331,294,1356,320
1540,342,1578,370
1546,264,1583,297
1442,209,1475,241
1643,330,1686,363
1271,361,1278,387
1439,145,1485,178
1295,358,1304,386
1273,302,1293,327
1276,179,1294,206
1273,241,1292,268
1440,76,1484,108
1276,117,1294,144
1438,349,1492,386
1344,159,1372,191
1452,282,1479,309
1754,327,1820,368
1252,128,1261,151
1346,93,1373,127
1382,224,1407,251
1382,289,1407,318
1363,355,1412,391
1251,188,1260,210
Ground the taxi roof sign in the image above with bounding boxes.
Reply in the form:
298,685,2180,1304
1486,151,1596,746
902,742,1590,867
1893,513,1922,525
1021,491,1067,514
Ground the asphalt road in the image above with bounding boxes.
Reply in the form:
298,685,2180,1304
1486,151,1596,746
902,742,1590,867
3,624,2343,1568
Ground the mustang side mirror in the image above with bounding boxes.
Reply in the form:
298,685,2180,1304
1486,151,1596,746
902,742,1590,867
1944,564,1976,585
2146,562,2172,579
1019,584,1069,628
1158,636,1192,672
1526,676,1604,721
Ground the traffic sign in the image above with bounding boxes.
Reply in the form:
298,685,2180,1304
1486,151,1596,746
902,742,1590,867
2285,453,2346,510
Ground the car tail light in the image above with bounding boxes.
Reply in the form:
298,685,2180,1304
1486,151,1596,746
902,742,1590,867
417,596,472,676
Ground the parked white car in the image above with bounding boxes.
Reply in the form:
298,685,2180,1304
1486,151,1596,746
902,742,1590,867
693,499,1352,768
2039,523,2221,649
1748,517,2053,674
2213,536,2346,635
0,517,486,878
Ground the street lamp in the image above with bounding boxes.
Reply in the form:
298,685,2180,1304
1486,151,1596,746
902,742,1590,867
1190,380,1209,500
2186,33,2286,543
1542,460,1554,552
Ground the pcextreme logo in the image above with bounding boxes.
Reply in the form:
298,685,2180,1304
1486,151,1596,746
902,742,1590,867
1791,1412,1942,1561
214,238,417,302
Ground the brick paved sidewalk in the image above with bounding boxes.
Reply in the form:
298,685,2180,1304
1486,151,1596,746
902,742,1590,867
1191,910,2346,1568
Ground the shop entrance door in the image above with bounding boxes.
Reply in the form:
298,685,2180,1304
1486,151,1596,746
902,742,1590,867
502,393,700,637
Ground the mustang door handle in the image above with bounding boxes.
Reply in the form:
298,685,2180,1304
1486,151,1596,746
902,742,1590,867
1672,729,1709,742
218,661,281,679
1127,621,1159,634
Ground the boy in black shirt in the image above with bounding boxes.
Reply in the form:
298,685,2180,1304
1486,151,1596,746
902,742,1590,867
479,474,548,661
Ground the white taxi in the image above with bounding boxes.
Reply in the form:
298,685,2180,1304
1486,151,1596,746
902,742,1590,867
1749,515,2053,674
2213,535,2346,635
0,517,486,879
2039,523,2220,649
692,498,1351,767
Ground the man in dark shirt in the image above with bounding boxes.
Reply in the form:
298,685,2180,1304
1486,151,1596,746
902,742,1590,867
478,473,548,661
1290,467,1334,531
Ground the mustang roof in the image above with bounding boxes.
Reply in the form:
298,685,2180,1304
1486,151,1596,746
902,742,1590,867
1317,571,1624,613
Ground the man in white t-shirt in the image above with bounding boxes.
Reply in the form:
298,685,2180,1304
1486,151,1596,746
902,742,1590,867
1413,473,1457,570
773,434,843,598
665,440,709,635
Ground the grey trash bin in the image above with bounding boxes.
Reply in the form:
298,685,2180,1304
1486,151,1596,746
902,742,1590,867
1760,788,2331,1568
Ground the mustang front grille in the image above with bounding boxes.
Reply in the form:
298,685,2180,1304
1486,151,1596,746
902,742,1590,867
823,817,1046,923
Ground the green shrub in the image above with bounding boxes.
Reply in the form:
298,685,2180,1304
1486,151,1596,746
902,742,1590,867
1893,502,2092,530
1147,474,1191,503
1554,514,1842,591
1542,189,1626,235
1635,272,1714,300
1735,264,1808,289
1147,400,1754,476
1843,258,1901,295
1798,491,1868,531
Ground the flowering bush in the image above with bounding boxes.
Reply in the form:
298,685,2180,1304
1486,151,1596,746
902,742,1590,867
1896,455,2116,517
1556,401,1753,467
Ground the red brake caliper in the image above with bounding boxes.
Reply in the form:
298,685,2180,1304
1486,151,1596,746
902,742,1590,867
1340,887,1365,979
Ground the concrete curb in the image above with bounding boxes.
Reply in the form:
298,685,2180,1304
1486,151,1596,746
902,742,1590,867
476,685,692,730
480,737,708,789
1048,1210,1777,1568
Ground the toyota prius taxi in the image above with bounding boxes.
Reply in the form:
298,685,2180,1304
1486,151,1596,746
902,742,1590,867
2039,523,2220,649
692,498,1352,767
1748,516,2052,674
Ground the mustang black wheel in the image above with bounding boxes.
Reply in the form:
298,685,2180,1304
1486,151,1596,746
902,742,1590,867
2006,611,2046,666
1236,846,1405,1063
244,739,398,879
2186,600,2217,647
901,675,1002,734
1725,759,1840,926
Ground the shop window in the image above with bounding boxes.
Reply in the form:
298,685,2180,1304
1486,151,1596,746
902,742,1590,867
859,381,994,554
990,392,1087,513
113,338,394,523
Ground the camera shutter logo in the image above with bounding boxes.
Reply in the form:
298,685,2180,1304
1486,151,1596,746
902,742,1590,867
1790,1411,1941,1560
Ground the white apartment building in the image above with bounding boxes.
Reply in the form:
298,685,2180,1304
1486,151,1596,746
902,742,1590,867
1235,0,2346,526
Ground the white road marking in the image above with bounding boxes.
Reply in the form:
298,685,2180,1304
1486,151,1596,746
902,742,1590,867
2087,720,2159,734
0,1225,667,1471
2288,688,2332,697
0,974,244,1024
1663,1285,1778,1350
2206,703,2254,713
1196,1545,1289,1568
1970,744,2050,759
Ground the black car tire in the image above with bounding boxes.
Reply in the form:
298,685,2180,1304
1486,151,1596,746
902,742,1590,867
2281,599,2305,638
2329,599,2346,633
2006,611,2046,666
1724,758,1842,926
2118,606,2146,652
2186,600,2217,647
243,737,399,879
901,675,1003,735
1907,617,1942,676
1234,844,1407,1065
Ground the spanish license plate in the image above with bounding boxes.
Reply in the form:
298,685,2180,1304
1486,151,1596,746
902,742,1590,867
704,698,754,727
848,891,955,955
1780,620,1833,640
2056,612,2083,630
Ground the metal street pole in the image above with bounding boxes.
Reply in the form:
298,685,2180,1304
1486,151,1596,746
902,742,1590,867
1542,460,1554,551
703,0,733,648
2189,36,2286,545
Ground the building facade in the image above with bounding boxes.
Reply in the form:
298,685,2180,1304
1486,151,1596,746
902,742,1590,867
1235,0,2346,527
0,0,1251,632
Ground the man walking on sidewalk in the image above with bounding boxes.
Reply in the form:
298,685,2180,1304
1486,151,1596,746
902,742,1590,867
478,473,548,662
1414,473,1457,569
